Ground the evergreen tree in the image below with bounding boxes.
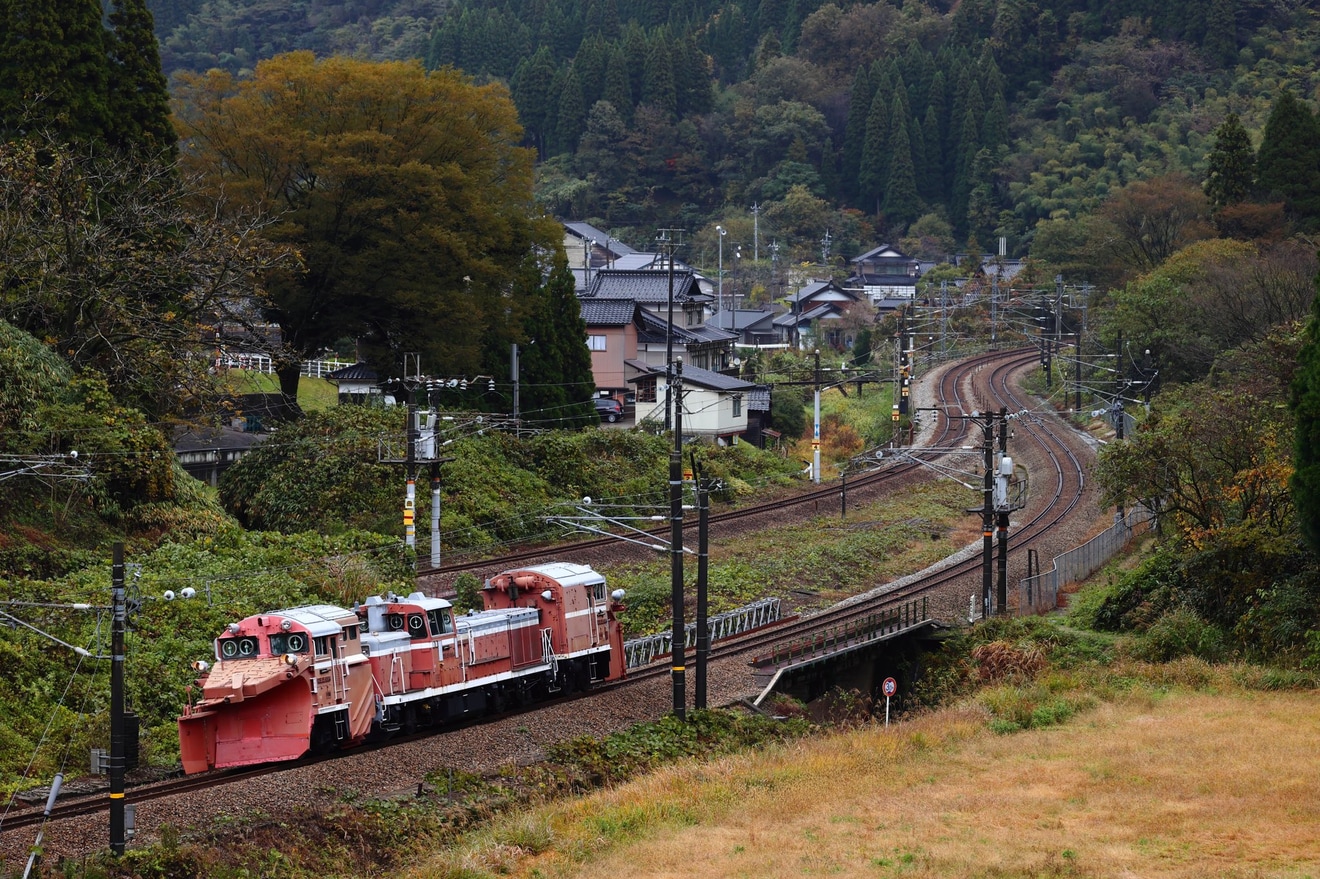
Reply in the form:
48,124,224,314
908,111,927,204
882,116,920,227
1204,112,1254,207
621,24,648,108
1202,0,1238,67
574,35,610,109
951,103,982,231
519,252,597,429
921,103,942,201
0,0,111,142
556,65,587,154
858,82,891,212
982,88,1009,153
603,46,634,124
511,47,558,158
641,35,677,117
108,0,176,156
840,66,874,198
1256,90,1320,224
1292,274,1320,553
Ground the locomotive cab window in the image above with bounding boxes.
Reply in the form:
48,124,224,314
268,632,308,655
427,609,452,635
315,635,336,657
345,625,358,641
591,583,606,603
218,636,259,660
407,613,427,640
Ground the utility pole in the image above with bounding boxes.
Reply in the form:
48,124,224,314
405,403,417,549
812,349,821,484
657,228,682,432
510,343,521,425
110,543,126,855
694,455,710,710
996,408,1010,614
751,202,760,261
669,360,686,720
980,414,995,619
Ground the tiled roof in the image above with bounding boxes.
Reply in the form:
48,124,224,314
585,268,701,304
326,362,378,382
563,222,636,255
579,299,637,325
625,362,757,392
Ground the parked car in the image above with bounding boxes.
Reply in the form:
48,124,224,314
593,397,624,423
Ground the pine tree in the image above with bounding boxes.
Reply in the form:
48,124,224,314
511,48,558,158
641,35,677,118
108,0,176,156
1204,112,1254,207
882,116,920,227
0,0,111,142
603,46,633,124
840,66,873,195
556,65,587,154
519,252,597,429
1257,90,1320,223
858,82,891,212
921,104,942,201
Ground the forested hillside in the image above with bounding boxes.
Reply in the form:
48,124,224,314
149,0,1320,263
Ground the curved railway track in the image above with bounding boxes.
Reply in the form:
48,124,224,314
416,346,1024,587
0,347,1100,843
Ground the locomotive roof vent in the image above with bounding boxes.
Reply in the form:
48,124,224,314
408,591,426,601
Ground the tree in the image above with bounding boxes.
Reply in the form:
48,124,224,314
1204,112,1254,208
107,0,176,156
556,65,587,154
1256,90,1320,225
1097,174,1215,274
517,252,597,429
840,66,873,196
0,132,285,418
174,53,555,410
1293,274,1320,552
0,0,111,143
882,116,919,227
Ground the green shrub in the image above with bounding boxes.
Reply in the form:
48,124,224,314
1131,607,1228,663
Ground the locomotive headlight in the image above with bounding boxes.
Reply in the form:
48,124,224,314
283,653,298,666
228,623,240,635
191,660,209,672
541,590,554,601
280,619,292,631
163,590,176,601
611,589,626,601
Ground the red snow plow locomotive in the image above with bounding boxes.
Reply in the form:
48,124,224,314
178,562,626,774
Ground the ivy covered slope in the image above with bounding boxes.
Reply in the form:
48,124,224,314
154,0,1320,259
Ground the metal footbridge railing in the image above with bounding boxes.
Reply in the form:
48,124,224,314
623,597,783,669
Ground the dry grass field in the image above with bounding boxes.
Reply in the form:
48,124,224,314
411,666,1320,879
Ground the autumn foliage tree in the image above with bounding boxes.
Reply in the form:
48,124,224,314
174,53,557,409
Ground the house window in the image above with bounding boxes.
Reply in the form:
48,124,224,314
637,378,657,404
588,335,607,351
732,395,742,417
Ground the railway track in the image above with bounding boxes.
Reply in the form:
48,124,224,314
0,346,1100,849
415,346,1020,587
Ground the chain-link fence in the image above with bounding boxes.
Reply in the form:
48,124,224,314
1017,506,1154,615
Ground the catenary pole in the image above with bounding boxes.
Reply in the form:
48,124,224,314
670,360,685,719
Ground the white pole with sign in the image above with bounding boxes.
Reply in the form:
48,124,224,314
882,677,897,727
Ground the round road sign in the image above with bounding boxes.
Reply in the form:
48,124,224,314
882,677,897,697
